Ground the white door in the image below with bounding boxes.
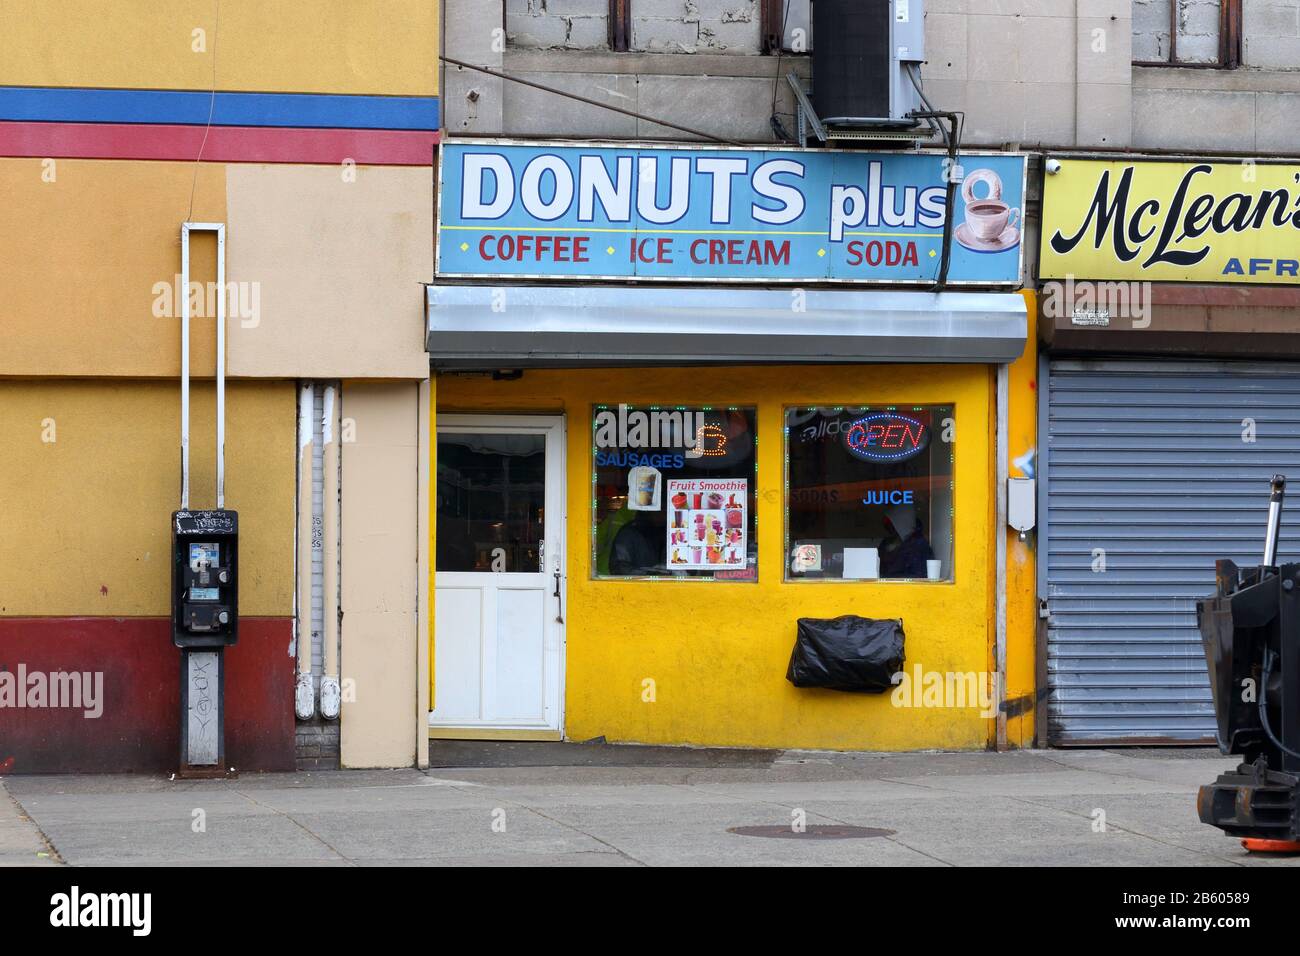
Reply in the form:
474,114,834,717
432,415,565,735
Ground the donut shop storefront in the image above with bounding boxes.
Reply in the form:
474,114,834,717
427,140,1029,752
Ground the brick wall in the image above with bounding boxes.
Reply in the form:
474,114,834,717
296,716,340,770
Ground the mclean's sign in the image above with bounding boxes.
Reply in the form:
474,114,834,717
1040,158,1300,283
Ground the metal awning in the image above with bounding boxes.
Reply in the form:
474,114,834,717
426,284,1027,368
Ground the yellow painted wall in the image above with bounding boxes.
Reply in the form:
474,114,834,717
0,379,295,617
0,158,431,381
0,0,438,96
436,364,995,751
0,159,225,379
1005,290,1039,747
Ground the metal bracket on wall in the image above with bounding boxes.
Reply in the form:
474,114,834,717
787,73,933,148
787,73,827,147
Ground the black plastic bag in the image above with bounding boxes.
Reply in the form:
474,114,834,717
786,616,905,693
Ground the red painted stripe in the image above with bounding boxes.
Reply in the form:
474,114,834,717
0,121,438,165
0,616,295,773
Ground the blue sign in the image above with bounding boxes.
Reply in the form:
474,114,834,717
436,141,1026,285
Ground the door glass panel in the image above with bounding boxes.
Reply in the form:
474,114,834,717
437,431,546,573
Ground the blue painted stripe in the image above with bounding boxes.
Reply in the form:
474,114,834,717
0,86,439,130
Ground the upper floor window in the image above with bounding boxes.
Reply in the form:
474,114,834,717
1133,0,1242,68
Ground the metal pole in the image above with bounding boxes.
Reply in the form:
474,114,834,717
215,224,226,509
995,363,1009,750
180,224,191,510
1264,474,1286,567
180,222,226,510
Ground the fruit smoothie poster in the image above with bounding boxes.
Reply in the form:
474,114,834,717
666,478,748,570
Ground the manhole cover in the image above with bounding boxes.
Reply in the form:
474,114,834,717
727,825,895,840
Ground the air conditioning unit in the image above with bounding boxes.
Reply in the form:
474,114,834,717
811,0,924,128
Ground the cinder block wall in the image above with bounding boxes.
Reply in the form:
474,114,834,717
1244,0,1300,69
448,0,1133,149
446,2,1300,159
630,0,761,55
507,0,610,51
451,0,802,143
1134,0,1300,68
506,0,761,55
1133,0,1222,63
1133,0,1300,153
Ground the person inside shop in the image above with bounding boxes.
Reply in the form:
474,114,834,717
595,504,662,576
879,503,934,579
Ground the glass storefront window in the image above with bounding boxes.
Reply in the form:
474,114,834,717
784,405,955,582
592,404,757,580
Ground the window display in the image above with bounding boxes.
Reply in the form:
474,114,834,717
592,405,757,580
785,405,954,582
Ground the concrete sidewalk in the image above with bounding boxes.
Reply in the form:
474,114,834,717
0,778,59,866
2,747,1298,866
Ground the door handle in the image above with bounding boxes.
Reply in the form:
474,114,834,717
552,569,564,624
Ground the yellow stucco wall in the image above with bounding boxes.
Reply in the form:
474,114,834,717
0,379,295,617
436,364,996,752
0,0,438,96
0,159,226,379
1005,290,1039,747
0,158,431,381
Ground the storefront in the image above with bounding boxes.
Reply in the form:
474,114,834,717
427,141,1031,751
0,0,439,773
1037,157,1300,746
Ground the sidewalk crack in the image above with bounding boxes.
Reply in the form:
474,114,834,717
232,788,354,866
1,781,64,865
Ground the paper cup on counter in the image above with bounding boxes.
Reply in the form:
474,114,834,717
926,559,942,580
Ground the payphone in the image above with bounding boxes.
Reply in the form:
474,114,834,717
173,221,237,777
172,511,238,647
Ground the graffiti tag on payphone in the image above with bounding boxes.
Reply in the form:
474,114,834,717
186,652,220,766
175,511,236,534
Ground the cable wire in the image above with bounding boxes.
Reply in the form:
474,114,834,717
768,0,795,141
1258,648,1300,761
186,0,220,222
905,63,963,292
440,55,743,146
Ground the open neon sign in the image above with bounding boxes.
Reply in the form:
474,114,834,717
843,413,929,462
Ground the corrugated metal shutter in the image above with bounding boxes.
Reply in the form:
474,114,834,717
1044,360,1300,745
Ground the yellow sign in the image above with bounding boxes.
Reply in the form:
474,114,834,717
1039,159,1300,283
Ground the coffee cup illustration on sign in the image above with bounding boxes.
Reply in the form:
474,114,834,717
955,168,1021,253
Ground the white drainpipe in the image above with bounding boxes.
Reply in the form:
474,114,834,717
319,385,342,720
294,383,316,720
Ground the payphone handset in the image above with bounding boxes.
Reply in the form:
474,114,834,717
171,509,239,648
